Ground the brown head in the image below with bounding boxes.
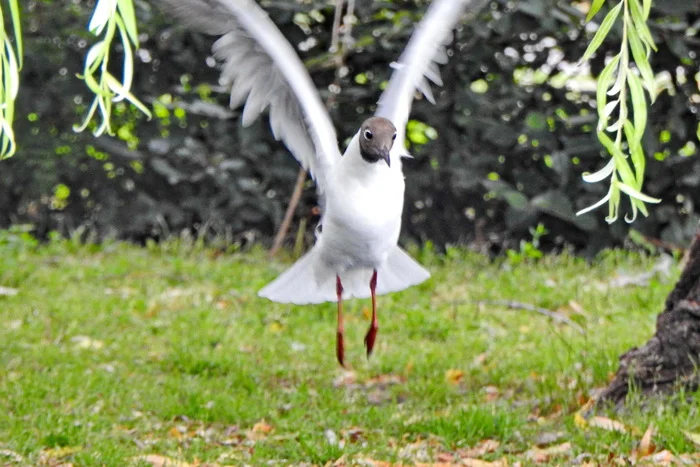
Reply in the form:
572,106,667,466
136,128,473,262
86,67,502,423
358,117,397,167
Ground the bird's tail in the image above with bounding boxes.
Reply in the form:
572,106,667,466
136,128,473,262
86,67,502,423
258,245,430,305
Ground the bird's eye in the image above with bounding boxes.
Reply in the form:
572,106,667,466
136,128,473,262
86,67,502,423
364,130,373,140
392,133,397,141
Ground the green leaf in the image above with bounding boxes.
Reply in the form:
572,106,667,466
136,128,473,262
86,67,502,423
629,0,657,51
0,119,16,159
576,187,612,216
117,0,139,46
602,99,620,119
114,17,134,101
587,0,607,21
642,0,651,19
8,0,22,68
626,200,639,222
596,54,621,130
627,24,656,100
95,96,112,135
582,157,615,183
607,180,621,223
4,38,19,98
627,72,646,149
73,99,100,133
617,181,660,204
580,2,622,64
597,131,636,188
632,197,649,217
105,74,152,119
89,0,118,35
623,120,646,189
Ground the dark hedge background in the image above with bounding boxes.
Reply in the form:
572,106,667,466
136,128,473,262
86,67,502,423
0,0,698,256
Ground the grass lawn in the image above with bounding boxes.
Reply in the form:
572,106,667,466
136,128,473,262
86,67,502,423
1,231,699,466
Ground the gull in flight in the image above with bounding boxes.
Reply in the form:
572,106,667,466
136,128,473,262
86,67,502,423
163,0,471,366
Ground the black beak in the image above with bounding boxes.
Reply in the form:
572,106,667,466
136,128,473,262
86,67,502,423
381,149,391,167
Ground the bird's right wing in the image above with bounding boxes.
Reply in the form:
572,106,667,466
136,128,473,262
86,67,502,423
161,0,341,192
375,0,471,153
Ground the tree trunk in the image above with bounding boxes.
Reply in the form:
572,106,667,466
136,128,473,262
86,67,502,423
598,226,700,405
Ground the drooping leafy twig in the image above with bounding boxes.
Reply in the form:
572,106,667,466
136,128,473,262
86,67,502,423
74,0,151,136
0,0,23,160
577,0,660,223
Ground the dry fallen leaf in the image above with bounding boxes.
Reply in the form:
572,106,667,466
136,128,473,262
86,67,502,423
0,449,24,463
525,441,572,463
456,439,500,458
682,430,700,447
678,452,700,464
168,426,184,440
445,369,464,385
365,373,406,388
574,412,588,429
40,445,82,464
535,431,566,447
71,335,104,350
134,455,192,467
639,449,677,466
246,420,274,440
588,416,627,433
359,460,502,467
482,385,499,402
472,352,488,367
333,370,356,387
267,321,284,333
133,455,234,467
567,300,587,316
341,426,365,444
461,459,506,467
252,421,273,433
633,424,656,459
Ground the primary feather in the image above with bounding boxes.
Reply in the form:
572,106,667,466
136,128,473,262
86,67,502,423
162,0,341,192
375,0,469,154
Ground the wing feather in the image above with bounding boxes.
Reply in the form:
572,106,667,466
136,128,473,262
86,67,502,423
376,0,471,151
161,0,340,191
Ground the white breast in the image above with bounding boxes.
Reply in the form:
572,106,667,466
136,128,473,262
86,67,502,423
318,137,405,272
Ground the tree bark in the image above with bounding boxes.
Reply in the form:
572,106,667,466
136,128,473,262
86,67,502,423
598,226,700,405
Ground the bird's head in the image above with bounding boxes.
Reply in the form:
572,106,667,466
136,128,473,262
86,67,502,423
358,117,397,167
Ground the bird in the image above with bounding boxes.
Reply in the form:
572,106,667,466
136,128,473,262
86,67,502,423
162,0,471,366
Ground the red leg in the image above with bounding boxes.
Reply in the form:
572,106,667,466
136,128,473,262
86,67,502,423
336,275,345,367
364,269,379,358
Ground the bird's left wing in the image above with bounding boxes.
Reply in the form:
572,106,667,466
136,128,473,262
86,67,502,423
375,0,472,153
161,0,341,192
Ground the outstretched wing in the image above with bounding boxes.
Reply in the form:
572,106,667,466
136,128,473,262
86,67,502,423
375,0,470,153
161,0,341,191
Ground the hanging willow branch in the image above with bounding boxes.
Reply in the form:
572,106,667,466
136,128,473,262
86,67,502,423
74,0,151,136
576,0,660,223
0,0,23,160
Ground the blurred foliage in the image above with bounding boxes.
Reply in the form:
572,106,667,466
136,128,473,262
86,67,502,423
0,0,698,255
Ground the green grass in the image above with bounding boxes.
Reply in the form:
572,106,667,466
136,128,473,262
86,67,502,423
1,231,699,466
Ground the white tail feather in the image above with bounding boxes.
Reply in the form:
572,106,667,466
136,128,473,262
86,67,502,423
258,246,430,305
